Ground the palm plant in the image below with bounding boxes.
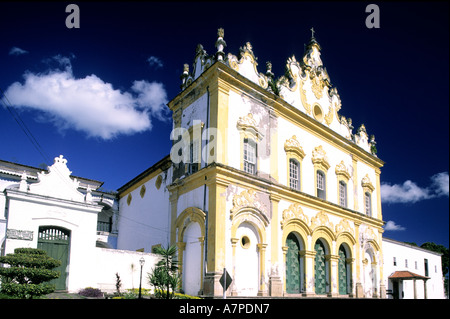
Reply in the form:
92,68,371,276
148,245,180,299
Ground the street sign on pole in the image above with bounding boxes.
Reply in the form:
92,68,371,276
220,268,232,299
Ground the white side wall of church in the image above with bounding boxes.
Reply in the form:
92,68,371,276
180,93,208,130
117,172,171,252
176,186,207,218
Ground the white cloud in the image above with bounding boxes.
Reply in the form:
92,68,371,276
9,47,29,55
4,55,169,140
131,80,169,121
384,220,406,231
430,172,449,197
147,56,163,69
381,172,449,204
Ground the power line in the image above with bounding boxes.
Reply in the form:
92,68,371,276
0,87,52,166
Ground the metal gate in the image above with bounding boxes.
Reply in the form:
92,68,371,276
37,226,70,291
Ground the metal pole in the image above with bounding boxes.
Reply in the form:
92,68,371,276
223,267,227,299
139,264,143,299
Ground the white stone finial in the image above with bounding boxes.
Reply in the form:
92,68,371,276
215,27,226,61
19,170,28,192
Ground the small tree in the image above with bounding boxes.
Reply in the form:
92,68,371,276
148,245,180,299
0,248,61,299
115,272,122,296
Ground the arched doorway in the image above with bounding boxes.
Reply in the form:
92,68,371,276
182,222,202,296
338,244,349,295
364,249,377,297
314,239,327,295
37,226,70,291
285,233,304,294
235,222,259,296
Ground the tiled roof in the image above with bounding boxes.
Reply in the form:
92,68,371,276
388,271,429,280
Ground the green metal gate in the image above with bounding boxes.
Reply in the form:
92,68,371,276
314,241,326,295
338,246,348,295
37,226,70,291
285,233,301,293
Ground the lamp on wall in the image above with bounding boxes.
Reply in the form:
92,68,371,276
139,257,145,299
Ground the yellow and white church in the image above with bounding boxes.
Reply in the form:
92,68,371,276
118,28,391,298
1,29,445,299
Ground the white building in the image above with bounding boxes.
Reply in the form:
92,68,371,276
383,238,445,299
0,29,446,299
0,156,159,293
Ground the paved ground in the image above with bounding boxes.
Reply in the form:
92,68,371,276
42,292,89,299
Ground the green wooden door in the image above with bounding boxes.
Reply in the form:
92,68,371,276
338,246,348,295
37,227,70,291
285,233,301,293
314,241,326,295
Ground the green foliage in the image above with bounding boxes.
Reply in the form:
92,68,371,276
0,248,61,299
78,287,103,298
420,242,449,297
148,244,180,299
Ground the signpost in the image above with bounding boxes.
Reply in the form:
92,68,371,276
220,268,232,299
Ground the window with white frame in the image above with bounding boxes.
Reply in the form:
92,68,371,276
317,170,326,199
243,138,256,174
289,159,300,190
339,181,347,207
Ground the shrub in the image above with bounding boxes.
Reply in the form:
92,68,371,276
78,287,103,298
0,248,60,299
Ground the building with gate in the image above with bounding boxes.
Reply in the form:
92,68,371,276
1,29,445,298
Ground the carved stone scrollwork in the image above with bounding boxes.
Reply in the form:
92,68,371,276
361,174,375,192
335,160,351,180
311,145,330,170
335,219,354,237
310,211,333,231
281,203,309,229
231,189,268,221
284,135,305,159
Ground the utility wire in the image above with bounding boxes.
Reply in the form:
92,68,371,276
0,87,52,166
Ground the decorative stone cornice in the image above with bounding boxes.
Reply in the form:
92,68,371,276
311,145,330,170
284,135,306,159
361,174,375,192
236,113,262,140
335,160,351,180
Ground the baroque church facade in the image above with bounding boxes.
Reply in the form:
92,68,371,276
118,28,386,298
0,29,445,299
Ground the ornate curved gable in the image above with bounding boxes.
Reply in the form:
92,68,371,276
227,42,268,89
29,155,84,202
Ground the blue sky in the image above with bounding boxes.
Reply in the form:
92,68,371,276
0,2,448,248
